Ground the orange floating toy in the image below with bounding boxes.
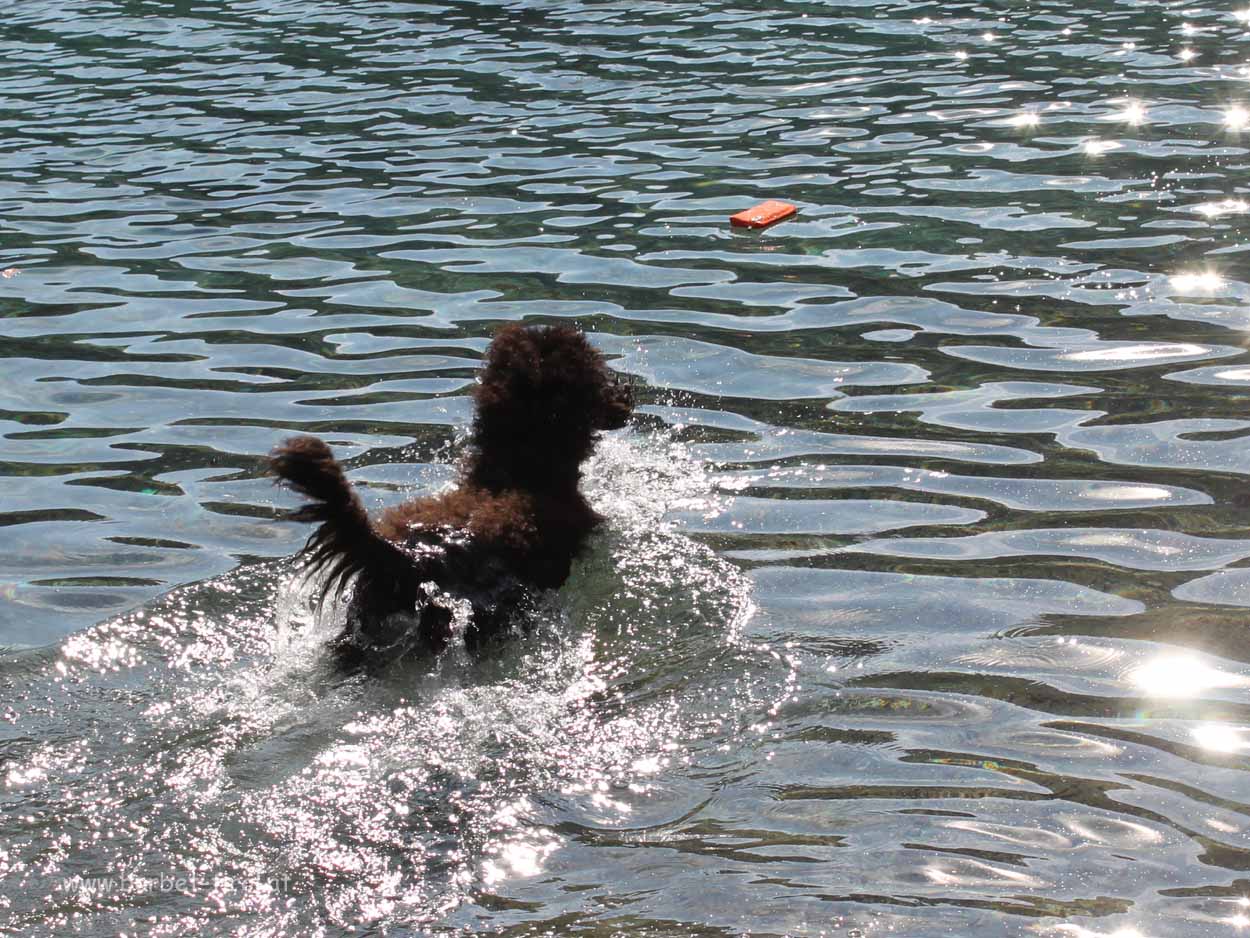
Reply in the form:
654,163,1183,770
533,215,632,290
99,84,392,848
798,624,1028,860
730,200,797,229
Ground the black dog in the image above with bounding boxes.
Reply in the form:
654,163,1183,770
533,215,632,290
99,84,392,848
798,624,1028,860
270,324,633,667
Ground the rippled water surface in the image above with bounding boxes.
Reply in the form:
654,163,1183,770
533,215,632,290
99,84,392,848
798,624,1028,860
4,0,1250,934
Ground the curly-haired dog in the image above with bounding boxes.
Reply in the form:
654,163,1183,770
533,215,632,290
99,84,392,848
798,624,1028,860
270,324,633,668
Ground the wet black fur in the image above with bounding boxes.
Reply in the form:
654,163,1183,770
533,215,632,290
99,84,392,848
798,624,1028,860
270,324,633,668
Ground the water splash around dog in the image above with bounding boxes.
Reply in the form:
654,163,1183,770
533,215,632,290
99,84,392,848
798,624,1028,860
0,430,761,934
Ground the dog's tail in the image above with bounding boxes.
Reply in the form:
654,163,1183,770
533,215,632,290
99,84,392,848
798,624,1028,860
269,435,411,599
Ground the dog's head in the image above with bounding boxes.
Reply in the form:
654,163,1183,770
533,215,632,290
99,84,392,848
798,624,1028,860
466,324,633,491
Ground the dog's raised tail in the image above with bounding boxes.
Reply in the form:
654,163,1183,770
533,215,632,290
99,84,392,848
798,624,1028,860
270,435,406,599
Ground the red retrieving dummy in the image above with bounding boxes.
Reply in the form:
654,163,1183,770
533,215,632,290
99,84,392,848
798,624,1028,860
730,200,797,229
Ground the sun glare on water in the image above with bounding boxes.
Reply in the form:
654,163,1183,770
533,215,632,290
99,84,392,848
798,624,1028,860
1170,271,1226,292
1131,654,1245,698
1116,100,1147,124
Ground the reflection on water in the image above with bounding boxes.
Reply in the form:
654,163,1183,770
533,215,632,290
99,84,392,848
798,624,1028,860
1191,723,1249,753
3,0,1250,934
1172,272,1228,293
1131,654,1247,698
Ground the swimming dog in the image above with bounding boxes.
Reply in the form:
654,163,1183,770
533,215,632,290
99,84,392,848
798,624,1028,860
270,324,633,667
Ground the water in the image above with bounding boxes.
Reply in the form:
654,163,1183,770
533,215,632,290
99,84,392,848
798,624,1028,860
2,0,1249,934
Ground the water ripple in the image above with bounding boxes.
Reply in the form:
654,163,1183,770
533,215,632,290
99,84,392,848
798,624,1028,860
4,0,1250,933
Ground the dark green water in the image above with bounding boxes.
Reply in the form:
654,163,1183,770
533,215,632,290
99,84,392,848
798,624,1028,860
2,0,1250,935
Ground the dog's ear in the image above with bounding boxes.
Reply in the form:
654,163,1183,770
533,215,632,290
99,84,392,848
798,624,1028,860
474,324,545,409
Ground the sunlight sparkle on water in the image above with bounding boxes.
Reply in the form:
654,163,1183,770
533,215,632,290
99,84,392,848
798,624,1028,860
1192,723,1249,753
1065,342,1206,363
1196,199,1250,218
1100,484,1171,501
1170,271,1226,292
1226,105,1250,131
1008,111,1040,128
1178,47,1196,61
1132,654,1244,698
61,634,140,672
481,836,559,885
1083,139,1119,156
1115,100,1147,124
